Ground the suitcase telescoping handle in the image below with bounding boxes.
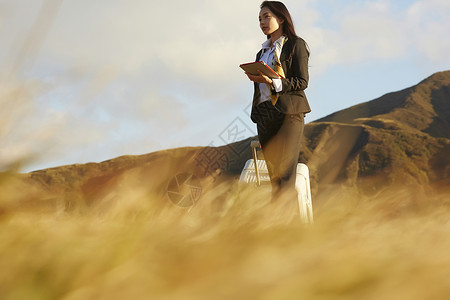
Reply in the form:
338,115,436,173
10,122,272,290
250,140,261,186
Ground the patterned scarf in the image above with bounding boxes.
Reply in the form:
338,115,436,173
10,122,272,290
269,36,287,106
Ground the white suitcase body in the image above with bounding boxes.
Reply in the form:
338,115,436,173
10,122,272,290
239,159,314,223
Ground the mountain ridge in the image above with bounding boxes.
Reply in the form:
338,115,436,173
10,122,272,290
315,70,450,139
3,71,449,210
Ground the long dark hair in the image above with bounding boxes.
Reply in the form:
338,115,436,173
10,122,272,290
260,1,298,40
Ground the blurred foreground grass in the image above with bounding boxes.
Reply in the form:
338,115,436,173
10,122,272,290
0,176,449,300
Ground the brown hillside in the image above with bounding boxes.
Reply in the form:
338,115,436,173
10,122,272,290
3,141,254,211
2,71,449,212
316,70,450,139
302,121,449,197
303,71,450,200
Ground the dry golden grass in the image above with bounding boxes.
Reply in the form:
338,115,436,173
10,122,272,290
2,9,448,298
1,174,450,300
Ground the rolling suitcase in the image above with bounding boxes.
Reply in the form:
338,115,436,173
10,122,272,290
239,140,313,223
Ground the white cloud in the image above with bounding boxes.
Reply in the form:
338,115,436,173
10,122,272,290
0,76,66,169
1,0,449,170
406,0,450,62
38,0,263,81
302,0,450,73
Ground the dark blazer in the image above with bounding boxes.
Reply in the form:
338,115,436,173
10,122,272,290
251,36,311,123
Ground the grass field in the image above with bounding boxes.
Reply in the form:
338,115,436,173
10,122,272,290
1,178,449,300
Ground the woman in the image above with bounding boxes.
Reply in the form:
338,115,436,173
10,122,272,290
245,1,310,217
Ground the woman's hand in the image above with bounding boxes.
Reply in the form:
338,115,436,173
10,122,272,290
246,70,273,85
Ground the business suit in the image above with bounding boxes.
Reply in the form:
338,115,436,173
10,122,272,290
250,36,310,216
251,36,310,121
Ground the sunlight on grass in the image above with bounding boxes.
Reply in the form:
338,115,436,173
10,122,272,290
1,174,449,300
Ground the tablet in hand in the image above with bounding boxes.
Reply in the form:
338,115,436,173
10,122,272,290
239,61,283,79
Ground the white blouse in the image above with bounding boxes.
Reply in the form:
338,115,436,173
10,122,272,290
257,36,286,105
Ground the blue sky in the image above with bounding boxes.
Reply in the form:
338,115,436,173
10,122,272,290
1,0,449,172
